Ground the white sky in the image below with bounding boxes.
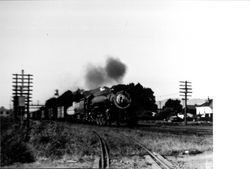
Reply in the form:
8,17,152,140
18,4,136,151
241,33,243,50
0,0,249,108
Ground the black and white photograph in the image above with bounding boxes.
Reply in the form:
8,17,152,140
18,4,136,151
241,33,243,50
1,0,250,169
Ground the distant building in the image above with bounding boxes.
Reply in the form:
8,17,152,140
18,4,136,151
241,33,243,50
179,105,196,120
156,98,213,121
0,106,12,117
196,98,213,121
179,98,213,121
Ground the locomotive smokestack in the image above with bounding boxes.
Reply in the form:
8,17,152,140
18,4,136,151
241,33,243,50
85,56,127,89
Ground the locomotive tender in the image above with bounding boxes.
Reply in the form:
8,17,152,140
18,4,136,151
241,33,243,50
32,86,133,126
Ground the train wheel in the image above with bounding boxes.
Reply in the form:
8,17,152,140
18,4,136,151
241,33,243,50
99,118,101,125
96,117,100,125
105,110,111,126
101,116,106,126
99,117,102,126
98,113,106,126
96,115,102,126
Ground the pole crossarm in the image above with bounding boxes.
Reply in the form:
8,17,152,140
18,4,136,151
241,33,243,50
12,69,33,128
179,85,192,87
12,85,33,88
179,88,192,90
179,81,191,83
179,91,192,93
179,80,192,125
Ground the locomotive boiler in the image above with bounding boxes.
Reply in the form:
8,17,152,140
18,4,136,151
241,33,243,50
68,86,132,125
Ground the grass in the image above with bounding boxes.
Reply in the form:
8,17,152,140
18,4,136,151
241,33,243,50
29,121,100,160
1,118,212,166
0,119,101,166
136,131,212,155
0,117,35,166
69,123,213,157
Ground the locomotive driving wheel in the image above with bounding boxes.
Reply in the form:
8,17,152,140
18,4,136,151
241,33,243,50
96,114,106,126
100,115,106,126
105,109,111,126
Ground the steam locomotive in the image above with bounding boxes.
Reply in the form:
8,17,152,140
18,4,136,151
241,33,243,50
32,86,135,126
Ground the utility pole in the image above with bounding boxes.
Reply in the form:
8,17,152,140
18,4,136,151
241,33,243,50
179,81,192,125
12,70,33,128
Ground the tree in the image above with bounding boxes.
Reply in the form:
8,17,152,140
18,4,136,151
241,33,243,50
162,99,182,118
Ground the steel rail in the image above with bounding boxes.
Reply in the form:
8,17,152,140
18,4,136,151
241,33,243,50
93,131,110,169
119,133,176,169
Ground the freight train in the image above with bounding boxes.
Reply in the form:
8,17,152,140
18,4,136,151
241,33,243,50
31,86,135,126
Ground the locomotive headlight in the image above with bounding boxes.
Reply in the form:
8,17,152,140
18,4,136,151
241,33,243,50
113,91,131,109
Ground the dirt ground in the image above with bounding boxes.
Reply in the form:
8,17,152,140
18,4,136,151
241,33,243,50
3,156,96,168
4,156,147,169
4,152,213,169
167,151,213,169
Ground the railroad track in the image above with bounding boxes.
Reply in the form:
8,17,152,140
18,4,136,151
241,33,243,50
92,131,110,169
136,125,213,135
119,133,178,169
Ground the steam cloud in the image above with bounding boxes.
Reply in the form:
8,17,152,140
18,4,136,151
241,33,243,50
85,57,127,89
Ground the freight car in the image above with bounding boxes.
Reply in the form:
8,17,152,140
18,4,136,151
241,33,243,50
33,86,134,126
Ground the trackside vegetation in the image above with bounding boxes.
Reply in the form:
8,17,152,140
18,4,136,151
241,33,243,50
0,117,212,167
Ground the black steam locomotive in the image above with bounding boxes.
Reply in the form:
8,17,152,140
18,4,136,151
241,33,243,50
32,86,134,126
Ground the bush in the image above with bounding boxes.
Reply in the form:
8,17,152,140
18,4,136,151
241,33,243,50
30,121,97,159
0,117,35,166
1,119,101,166
30,121,69,159
0,117,16,131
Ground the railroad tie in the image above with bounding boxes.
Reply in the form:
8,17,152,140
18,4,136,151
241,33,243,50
153,152,174,168
145,155,162,169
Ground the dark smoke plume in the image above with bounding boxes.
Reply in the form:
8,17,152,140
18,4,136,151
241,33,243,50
85,65,106,88
105,57,126,81
85,57,127,89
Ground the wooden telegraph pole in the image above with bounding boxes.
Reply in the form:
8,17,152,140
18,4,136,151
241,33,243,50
179,81,192,125
12,70,33,128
